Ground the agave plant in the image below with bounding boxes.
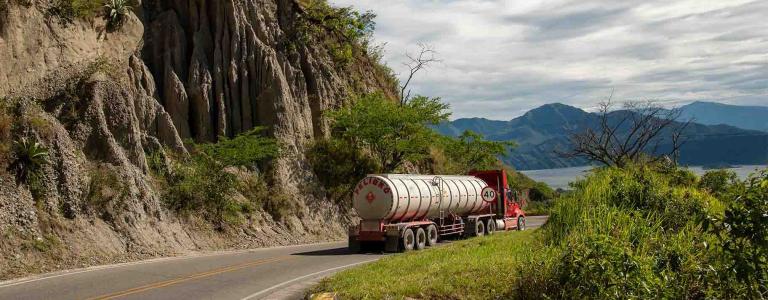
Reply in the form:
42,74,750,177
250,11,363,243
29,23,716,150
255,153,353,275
104,0,131,29
9,137,49,184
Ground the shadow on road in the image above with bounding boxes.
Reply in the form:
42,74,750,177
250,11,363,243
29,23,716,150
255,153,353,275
292,247,353,256
293,247,386,256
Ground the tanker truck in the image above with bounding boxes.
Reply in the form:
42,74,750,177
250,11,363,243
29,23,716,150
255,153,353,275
348,170,527,252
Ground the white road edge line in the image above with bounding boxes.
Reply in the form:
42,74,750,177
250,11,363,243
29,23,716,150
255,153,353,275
0,240,346,289
241,259,379,300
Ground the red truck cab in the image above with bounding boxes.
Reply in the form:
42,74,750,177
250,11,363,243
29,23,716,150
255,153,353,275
469,170,527,230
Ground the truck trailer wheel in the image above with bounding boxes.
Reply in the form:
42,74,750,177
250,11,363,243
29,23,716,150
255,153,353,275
402,228,415,251
426,224,438,246
474,220,485,237
415,228,427,250
517,216,526,231
486,219,496,235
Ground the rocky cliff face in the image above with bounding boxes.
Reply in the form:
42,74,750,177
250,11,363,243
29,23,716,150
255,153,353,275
0,0,395,279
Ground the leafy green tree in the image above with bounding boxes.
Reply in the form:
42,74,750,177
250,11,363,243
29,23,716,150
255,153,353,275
165,155,241,228
163,128,279,227
440,130,515,173
307,138,378,204
197,127,279,168
699,169,738,198
704,170,768,298
329,93,449,172
529,181,556,202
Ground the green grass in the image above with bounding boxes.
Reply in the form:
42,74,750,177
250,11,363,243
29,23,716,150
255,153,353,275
311,231,549,299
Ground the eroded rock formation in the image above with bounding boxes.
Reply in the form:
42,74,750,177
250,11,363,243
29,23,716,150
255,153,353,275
0,0,396,279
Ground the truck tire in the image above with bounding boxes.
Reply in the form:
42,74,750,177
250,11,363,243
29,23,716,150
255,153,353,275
415,228,427,250
486,219,496,235
402,228,415,251
426,224,438,246
517,216,526,231
474,220,485,237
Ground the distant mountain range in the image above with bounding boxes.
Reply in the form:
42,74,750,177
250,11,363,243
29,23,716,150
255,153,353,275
435,102,768,170
677,101,768,132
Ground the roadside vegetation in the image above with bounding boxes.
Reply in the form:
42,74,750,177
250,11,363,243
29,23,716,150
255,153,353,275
313,164,767,299
313,98,766,299
150,127,284,229
313,231,542,299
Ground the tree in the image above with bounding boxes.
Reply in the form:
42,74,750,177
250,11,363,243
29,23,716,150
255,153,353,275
529,181,556,202
558,100,690,168
703,169,768,298
329,93,450,172
197,127,279,168
699,169,739,198
399,43,441,105
441,130,516,173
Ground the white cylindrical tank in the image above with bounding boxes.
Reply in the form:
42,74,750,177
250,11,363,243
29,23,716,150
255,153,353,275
352,174,491,222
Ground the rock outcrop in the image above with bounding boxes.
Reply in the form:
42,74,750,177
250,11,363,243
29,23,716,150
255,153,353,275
0,0,396,279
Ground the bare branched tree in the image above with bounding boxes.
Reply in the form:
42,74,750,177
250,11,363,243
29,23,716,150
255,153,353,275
400,43,441,105
557,99,691,168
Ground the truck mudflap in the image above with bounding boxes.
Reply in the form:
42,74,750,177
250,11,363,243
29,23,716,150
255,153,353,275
385,225,401,252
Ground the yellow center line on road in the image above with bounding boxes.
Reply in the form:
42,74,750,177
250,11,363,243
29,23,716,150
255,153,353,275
86,256,294,300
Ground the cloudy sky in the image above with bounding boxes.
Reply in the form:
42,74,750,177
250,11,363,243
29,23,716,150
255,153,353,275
330,0,767,120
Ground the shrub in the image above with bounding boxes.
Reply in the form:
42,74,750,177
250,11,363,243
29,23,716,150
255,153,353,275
104,0,131,30
520,164,768,299
237,171,302,221
699,169,738,198
704,169,768,298
307,138,377,205
24,234,61,253
295,0,376,64
523,199,552,216
8,137,48,185
164,154,242,227
47,0,103,24
160,128,283,226
316,164,765,299
528,181,555,202
86,164,127,217
197,127,279,168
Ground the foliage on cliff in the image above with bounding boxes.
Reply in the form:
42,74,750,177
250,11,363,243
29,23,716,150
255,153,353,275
153,129,281,227
294,0,398,99
296,0,375,64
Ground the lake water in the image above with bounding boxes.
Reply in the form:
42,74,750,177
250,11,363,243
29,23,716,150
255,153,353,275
521,165,768,190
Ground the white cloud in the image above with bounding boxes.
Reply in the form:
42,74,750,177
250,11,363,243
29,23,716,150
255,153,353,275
331,0,768,120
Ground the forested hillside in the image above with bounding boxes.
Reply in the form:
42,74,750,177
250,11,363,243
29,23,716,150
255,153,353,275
677,101,768,132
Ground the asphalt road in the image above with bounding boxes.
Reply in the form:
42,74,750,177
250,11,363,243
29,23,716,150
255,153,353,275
0,216,548,300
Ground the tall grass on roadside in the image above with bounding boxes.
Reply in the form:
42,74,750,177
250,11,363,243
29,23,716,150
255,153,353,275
312,231,554,299
517,164,758,299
